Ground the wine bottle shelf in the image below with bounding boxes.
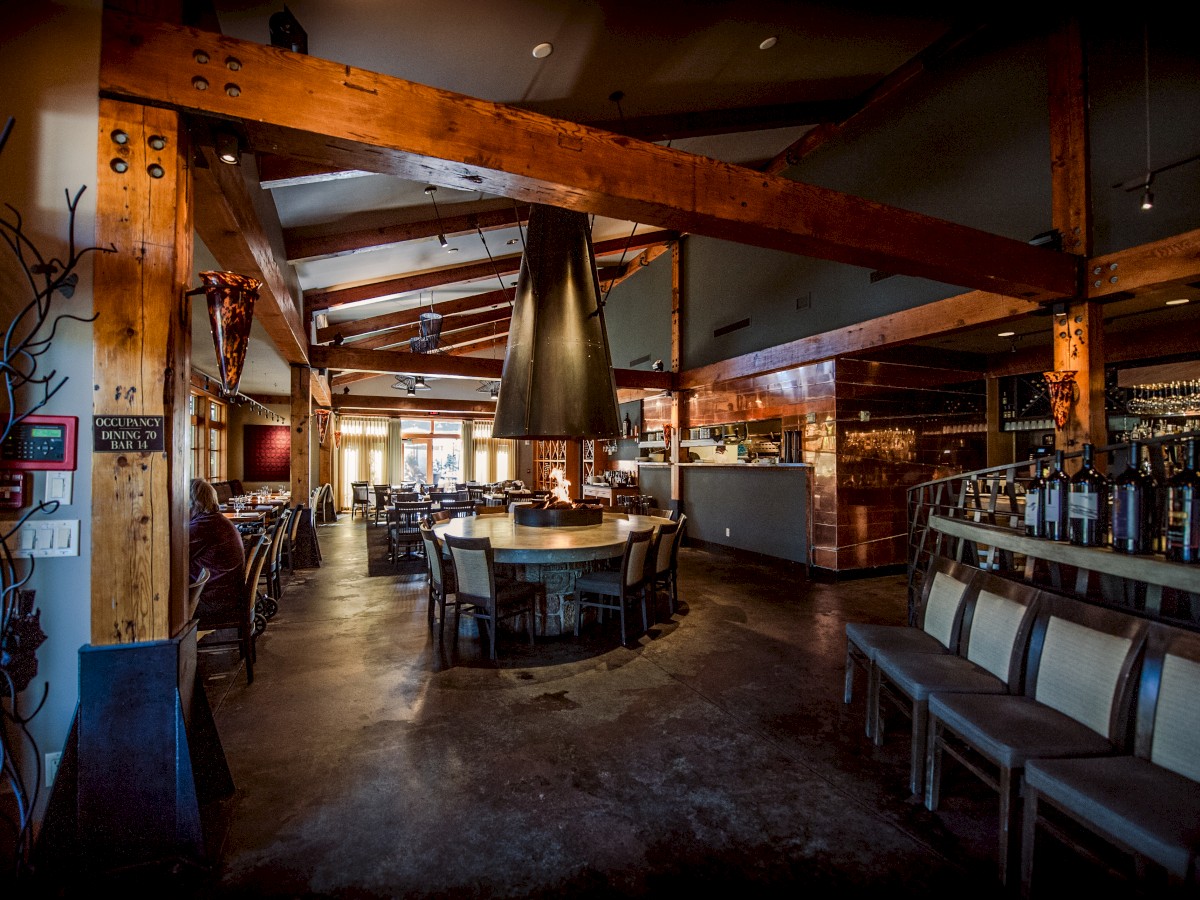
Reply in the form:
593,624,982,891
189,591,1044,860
928,514,1200,605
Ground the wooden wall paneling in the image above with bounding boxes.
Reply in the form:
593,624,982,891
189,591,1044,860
92,98,190,644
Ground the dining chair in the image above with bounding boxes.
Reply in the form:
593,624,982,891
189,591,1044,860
258,509,291,619
390,501,430,563
1020,622,1200,894
872,573,1045,798
350,482,370,520
924,593,1150,886
188,567,210,616
443,534,538,660
440,498,476,519
844,555,979,740
372,484,390,525
198,533,269,685
282,502,304,573
419,525,463,642
573,528,655,646
646,519,680,620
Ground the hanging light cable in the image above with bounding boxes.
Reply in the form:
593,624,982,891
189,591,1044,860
424,185,456,251
1141,24,1154,211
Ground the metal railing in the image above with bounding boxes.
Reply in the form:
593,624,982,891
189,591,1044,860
905,430,1200,625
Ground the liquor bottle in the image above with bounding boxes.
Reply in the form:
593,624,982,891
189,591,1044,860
1164,437,1200,563
1023,452,1048,537
1110,441,1157,554
1068,443,1109,547
1043,450,1070,542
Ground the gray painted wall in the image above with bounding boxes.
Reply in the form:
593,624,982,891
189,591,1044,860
678,467,809,564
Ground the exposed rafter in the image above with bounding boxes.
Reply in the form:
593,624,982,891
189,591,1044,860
99,11,1078,304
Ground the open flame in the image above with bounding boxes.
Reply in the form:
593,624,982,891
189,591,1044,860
549,467,572,504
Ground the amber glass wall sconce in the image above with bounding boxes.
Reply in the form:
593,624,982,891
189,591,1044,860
188,270,261,395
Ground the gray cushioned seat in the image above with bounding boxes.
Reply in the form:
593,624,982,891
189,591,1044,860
1024,755,1200,878
928,692,1114,770
844,622,948,662
874,650,1006,702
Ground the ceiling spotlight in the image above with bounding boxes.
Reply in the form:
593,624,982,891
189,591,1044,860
506,238,518,246
215,130,240,165
1141,186,1154,210
489,385,499,400
997,331,1015,338
413,376,432,391
438,233,448,248
532,42,553,59
342,386,349,394
1165,298,1191,306
759,36,778,50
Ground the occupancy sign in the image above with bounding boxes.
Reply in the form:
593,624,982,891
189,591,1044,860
93,415,165,452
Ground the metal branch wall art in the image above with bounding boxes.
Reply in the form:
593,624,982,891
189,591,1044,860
0,116,111,877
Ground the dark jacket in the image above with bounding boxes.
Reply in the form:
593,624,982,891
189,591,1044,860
189,510,247,624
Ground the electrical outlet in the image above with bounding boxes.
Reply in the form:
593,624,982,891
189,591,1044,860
45,751,61,787
725,527,730,537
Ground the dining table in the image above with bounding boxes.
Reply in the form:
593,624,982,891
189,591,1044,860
432,511,673,636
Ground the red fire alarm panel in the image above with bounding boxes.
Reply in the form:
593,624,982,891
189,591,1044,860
0,415,78,470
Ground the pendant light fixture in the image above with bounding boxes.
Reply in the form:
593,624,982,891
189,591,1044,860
492,204,621,439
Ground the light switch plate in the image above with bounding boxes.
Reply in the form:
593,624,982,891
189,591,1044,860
45,471,73,505
12,519,79,557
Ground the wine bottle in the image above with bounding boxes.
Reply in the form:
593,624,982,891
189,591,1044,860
1164,437,1200,563
1110,441,1156,554
1023,453,1048,537
1068,443,1109,547
1043,450,1070,542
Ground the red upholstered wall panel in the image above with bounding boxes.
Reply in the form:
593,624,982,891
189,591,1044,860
244,424,290,482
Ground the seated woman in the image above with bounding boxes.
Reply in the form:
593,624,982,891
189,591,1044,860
188,477,247,624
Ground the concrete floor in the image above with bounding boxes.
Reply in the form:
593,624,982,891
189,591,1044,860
64,515,1134,897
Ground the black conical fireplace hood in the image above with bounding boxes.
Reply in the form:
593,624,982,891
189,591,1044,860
492,205,621,440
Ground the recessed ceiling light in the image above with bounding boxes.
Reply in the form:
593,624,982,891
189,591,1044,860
759,36,778,50
532,42,553,59
997,331,1016,337
1165,297,1191,306
506,238,518,245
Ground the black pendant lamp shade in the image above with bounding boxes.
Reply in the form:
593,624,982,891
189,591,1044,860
492,205,621,440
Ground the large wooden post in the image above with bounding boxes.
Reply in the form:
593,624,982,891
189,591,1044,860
91,98,191,644
1048,15,1101,468
290,364,312,502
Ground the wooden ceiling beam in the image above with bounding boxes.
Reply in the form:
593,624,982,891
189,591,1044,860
333,395,498,415
100,11,1077,303
764,19,989,174
316,287,512,344
256,154,373,189
190,142,308,364
305,256,623,315
585,97,856,143
682,230,1200,389
285,199,530,262
315,344,674,392
303,230,670,313
348,306,512,353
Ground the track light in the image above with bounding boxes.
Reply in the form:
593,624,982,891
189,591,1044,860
215,130,240,165
1141,185,1154,210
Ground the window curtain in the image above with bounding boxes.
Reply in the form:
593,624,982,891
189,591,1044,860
337,416,388,509
471,420,514,483
461,420,475,482
387,418,406,484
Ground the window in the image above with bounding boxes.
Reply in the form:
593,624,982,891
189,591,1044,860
190,386,227,481
402,419,463,488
